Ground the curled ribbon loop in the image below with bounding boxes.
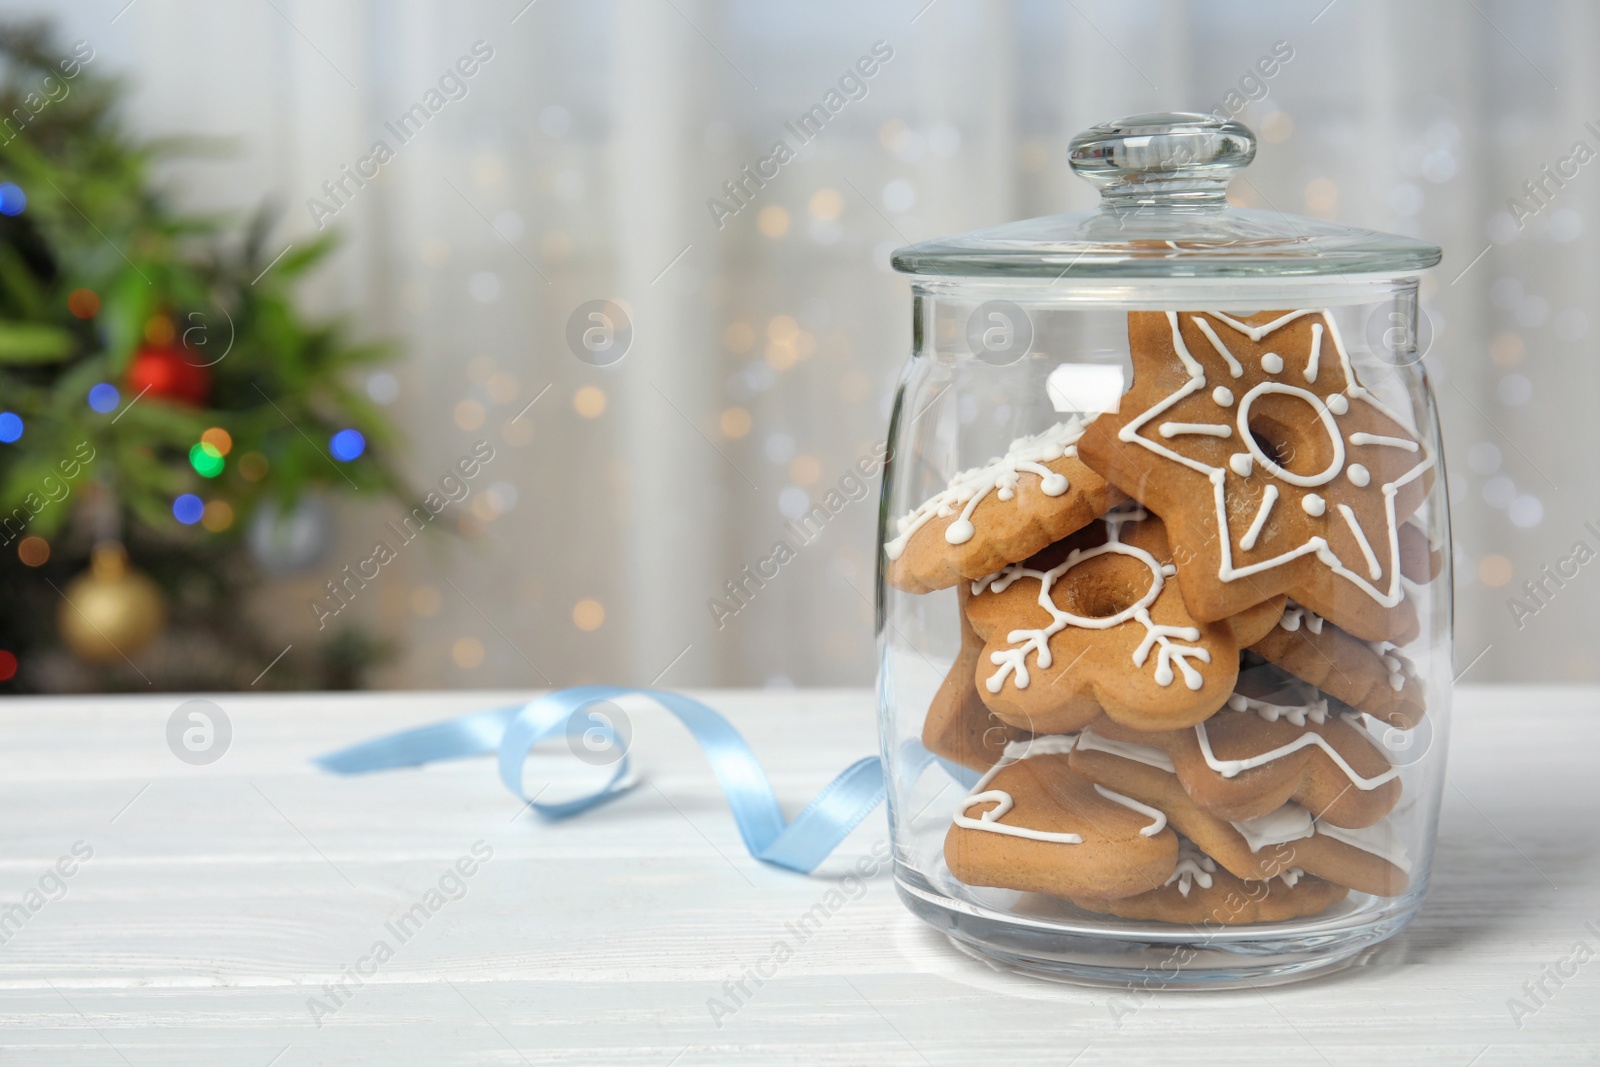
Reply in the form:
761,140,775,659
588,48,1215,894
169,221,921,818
314,686,906,874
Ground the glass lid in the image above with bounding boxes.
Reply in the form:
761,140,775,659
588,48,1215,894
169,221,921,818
892,112,1441,280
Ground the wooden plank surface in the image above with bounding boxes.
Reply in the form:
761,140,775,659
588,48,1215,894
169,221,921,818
0,685,1593,1065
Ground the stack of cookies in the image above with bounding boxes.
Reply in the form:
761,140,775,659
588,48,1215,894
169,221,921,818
889,309,1438,924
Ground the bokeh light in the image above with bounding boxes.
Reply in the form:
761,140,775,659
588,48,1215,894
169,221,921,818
329,429,366,462
757,205,789,237
189,441,225,478
0,412,22,443
173,493,204,525
144,314,175,346
573,386,606,418
67,288,100,318
572,598,606,631
238,451,269,481
202,500,235,532
452,635,485,668
0,651,16,682
88,383,120,413
201,427,232,455
719,406,751,438
17,536,48,567
0,182,25,216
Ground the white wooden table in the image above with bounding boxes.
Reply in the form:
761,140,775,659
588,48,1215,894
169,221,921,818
0,686,1593,1065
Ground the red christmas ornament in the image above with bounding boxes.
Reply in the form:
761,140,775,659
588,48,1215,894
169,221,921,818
125,345,211,406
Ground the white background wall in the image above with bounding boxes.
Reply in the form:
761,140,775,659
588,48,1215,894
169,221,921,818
11,0,1596,689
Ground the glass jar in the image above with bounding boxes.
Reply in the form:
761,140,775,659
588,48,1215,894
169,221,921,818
877,113,1448,987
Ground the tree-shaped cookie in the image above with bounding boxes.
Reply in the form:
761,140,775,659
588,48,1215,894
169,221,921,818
1080,665,1402,829
965,506,1284,735
1078,310,1435,643
885,418,1120,594
1067,738,1411,897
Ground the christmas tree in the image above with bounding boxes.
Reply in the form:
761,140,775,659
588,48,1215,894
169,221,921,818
0,21,406,691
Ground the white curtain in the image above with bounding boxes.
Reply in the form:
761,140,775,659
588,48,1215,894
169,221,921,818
15,0,1596,687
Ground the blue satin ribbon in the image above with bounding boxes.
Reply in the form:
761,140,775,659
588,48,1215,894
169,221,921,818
314,686,970,875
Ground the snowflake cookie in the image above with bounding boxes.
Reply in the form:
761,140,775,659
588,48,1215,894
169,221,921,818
964,506,1284,736
885,418,1120,594
1077,309,1435,643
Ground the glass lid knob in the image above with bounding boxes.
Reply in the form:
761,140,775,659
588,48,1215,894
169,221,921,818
1069,112,1255,207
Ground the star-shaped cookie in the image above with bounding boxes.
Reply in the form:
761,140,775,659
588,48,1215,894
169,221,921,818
1078,309,1435,643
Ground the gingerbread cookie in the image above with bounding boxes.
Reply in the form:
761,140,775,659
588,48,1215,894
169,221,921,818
1067,736,1410,896
922,589,1030,771
965,506,1284,735
1077,309,1435,643
1082,666,1402,829
944,736,1178,901
885,419,1120,594
1071,837,1349,924
1249,601,1425,729
1399,519,1443,584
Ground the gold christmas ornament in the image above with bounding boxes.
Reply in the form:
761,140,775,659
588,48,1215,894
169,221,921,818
58,542,166,664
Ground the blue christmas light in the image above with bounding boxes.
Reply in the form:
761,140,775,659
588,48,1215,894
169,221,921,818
329,428,366,462
173,493,204,525
0,183,25,216
0,412,22,443
88,382,120,413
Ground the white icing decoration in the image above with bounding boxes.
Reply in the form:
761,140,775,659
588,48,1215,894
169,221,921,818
1338,503,1384,580
1230,803,1413,873
1261,352,1284,374
1303,323,1323,382
1347,463,1371,487
1192,316,1245,377
1316,818,1412,873
974,511,1211,693
1225,688,1329,726
1236,383,1346,488
1093,784,1167,837
1116,310,1434,611
1229,453,1254,478
1002,734,1080,760
1160,421,1232,439
1209,309,1322,340
1212,386,1235,407
1239,485,1278,551
1301,493,1326,517
1278,867,1305,888
1230,806,1316,851
1165,840,1217,897
1074,729,1176,773
1194,716,1400,790
1348,432,1418,452
885,420,1082,561
949,735,1177,848
1364,641,1411,692
1278,601,1325,635
952,734,1086,844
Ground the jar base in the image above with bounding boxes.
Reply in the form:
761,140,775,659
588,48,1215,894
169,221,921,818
895,867,1422,990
